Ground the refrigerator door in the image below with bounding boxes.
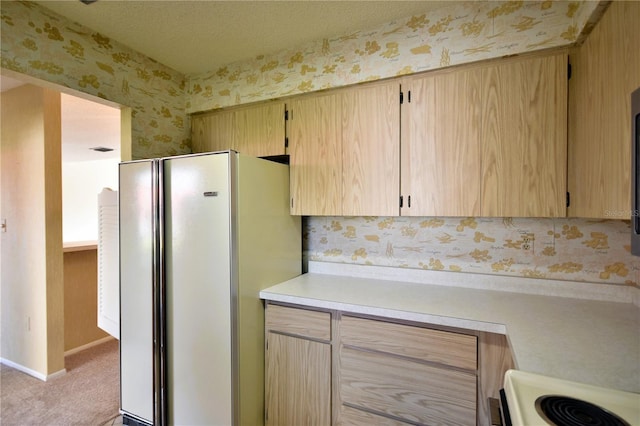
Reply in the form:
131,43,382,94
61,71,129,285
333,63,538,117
164,152,234,425
119,160,156,424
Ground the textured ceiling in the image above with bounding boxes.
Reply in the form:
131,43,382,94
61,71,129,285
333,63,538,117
35,0,454,75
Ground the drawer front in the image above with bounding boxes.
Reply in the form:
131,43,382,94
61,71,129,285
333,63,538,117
339,405,412,426
266,304,331,341
339,346,477,426
340,315,477,370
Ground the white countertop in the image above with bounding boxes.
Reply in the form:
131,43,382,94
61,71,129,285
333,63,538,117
260,262,640,394
63,240,98,252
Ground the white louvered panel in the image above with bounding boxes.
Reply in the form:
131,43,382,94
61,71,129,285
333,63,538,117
98,188,119,339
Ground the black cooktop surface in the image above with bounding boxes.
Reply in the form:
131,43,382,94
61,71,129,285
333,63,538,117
535,395,630,426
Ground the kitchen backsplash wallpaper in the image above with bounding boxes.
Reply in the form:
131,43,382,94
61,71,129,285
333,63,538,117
0,1,190,159
306,217,640,287
188,0,601,113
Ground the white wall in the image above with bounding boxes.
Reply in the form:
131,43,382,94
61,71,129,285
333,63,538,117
62,159,119,243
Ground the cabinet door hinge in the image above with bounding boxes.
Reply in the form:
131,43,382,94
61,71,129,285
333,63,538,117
400,91,404,105
568,63,572,80
285,137,289,148
566,192,571,207
284,109,289,120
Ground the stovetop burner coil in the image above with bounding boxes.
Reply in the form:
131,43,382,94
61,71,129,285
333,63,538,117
535,395,630,426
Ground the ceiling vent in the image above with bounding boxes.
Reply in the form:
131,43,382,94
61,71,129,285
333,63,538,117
90,146,114,153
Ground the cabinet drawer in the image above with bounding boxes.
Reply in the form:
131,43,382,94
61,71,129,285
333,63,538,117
340,315,477,370
266,304,331,341
339,346,476,426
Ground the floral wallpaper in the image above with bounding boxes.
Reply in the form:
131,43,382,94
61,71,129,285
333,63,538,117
306,217,640,287
0,1,190,159
188,0,600,113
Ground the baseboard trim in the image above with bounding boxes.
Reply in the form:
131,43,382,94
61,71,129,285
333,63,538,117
64,336,116,356
47,368,67,380
0,357,66,381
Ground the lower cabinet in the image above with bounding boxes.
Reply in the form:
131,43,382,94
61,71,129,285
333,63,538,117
264,302,514,426
338,315,477,426
265,304,332,426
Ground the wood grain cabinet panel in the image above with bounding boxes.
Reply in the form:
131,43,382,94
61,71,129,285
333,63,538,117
265,333,331,426
288,93,342,215
265,304,331,341
340,315,477,370
234,102,286,157
264,303,513,426
286,51,567,218
265,304,332,426
339,404,412,426
339,346,477,426
338,315,478,426
567,1,640,218
477,332,515,425
191,101,285,157
191,109,234,153
342,81,400,216
288,81,400,216
401,68,482,216
480,52,568,217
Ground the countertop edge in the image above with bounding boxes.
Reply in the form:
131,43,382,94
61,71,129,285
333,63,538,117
260,290,507,334
63,241,98,252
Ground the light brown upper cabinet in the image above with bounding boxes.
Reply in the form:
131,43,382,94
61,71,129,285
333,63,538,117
481,52,568,217
568,1,640,219
288,81,400,216
192,108,234,154
288,92,343,215
342,81,401,216
191,101,286,157
400,69,482,216
286,50,568,217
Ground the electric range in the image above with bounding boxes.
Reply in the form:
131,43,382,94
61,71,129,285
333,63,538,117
501,370,640,426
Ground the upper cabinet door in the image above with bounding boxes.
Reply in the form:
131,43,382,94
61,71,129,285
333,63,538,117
342,81,400,216
401,69,482,217
568,1,640,218
234,101,286,157
191,109,234,154
481,52,568,217
288,93,342,215
191,101,285,157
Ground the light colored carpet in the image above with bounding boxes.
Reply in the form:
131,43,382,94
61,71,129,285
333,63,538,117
0,339,120,426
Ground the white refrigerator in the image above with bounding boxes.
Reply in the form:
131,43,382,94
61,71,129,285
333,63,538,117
119,151,301,426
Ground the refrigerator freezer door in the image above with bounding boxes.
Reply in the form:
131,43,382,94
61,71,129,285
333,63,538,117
164,153,233,425
119,160,155,424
